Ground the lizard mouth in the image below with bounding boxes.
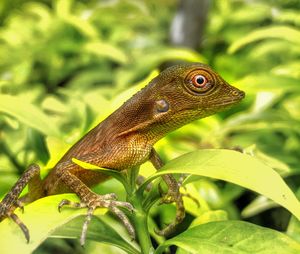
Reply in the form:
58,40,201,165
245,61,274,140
212,90,245,107
213,98,242,107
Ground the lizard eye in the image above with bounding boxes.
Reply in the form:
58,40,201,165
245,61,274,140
185,70,215,95
192,75,207,88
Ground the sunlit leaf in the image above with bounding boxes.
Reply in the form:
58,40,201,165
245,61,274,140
64,16,99,39
148,150,300,220
76,149,300,221
244,145,291,176
282,95,300,120
182,183,210,217
0,94,60,137
190,210,228,227
241,195,278,218
24,2,52,21
52,214,139,254
234,74,300,93
54,0,72,18
229,2,270,24
84,41,128,64
155,221,300,254
229,26,300,53
72,158,128,188
273,9,300,26
248,40,300,59
0,194,107,254
271,62,300,79
287,215,300,244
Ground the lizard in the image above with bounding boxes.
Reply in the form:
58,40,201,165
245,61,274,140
0,63,245,245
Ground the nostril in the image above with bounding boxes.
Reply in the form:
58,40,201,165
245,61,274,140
239,90,245,98
232,90,245,99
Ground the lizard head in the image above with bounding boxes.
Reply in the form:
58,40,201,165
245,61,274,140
114,63,244,143
142,63,245,141
158,63,244,114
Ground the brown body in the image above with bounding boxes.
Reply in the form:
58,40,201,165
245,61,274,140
0,63,245,243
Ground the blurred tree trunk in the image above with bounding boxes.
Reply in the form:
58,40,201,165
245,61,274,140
170,0,211,49
161,0,211,69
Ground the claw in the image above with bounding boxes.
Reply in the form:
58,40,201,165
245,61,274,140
58,199,87,212
10,213,30,243
156,175,186,236
155,192,185,236
109,205,135,240
80,207,94,246
58,193,135,245
110,201,135,213
0,164,40,243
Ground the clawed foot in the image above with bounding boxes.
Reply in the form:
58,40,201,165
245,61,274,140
155,174,185,236
0,199,29,242
156,174,199,236
58,193,135,246
0,164,40,243
156,186,185,236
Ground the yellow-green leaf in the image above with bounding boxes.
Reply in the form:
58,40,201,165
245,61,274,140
0,94,60,137
0,194,106,254
156,221,300,254
84,41,128,64
228,26,300,53
151,149,300,220
76,149,300,221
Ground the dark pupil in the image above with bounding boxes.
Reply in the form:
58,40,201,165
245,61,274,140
196,76,205,85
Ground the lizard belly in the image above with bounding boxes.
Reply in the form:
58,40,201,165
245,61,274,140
101,139,152,170
43,137,152,195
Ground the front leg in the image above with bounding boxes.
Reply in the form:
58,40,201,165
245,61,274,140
54,157,135,246
0,164,40,242
149,148,185,236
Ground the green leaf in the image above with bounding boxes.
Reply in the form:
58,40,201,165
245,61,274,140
84,41,128,64
52,214,139,254
0,94,60,137
75,149,300,220
152,48,206,63
155,221,300,254
271,62,300,79
243,145,291,176
235,74,300,93
64,16,99,39
228,26,300,54
241,196,278,218
273,9,300,26
0,194,107,254
287,189,300,244
288,215,300,244
149,149,300,220
190,210,228,226
72,158,128,188
54,0,72,18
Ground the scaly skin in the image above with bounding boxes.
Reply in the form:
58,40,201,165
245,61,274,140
0,63,245,244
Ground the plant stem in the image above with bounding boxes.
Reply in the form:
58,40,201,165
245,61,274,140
130,195,154,254
127,166,154,254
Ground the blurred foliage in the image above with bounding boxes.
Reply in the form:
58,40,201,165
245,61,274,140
0,0,300,253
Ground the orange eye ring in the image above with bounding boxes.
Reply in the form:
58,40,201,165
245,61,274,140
192,75,207,88
184,70,215,95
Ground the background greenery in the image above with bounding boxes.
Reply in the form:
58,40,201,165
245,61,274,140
0,0,300,253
